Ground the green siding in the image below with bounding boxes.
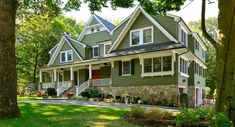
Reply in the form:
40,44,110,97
82,31,111,46
99,44,104,56
64,71,70,81
70,41,86,59
112,58,177,86
79,69,89,85
105,44,111,54
89,18,99,26
153,15,178,39
188,61,195,86
188,35,195,53
50,45,57,59
100,66,111,78
117,13,170,50
112,19,129,43
52,41,82,66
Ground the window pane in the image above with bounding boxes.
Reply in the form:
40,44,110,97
163,56,172,71
153,57,161,72
123,61,131,75
143,29,152,43
181,30,187,45
93,47,99,57
131,31,140,45
61,53,66,62
67,51,72,61
144,58,152,73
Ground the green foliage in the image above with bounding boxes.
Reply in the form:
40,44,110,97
45,88,57,96
80,88,100,98
144,108,171,121
176,108,232,127
179,93,188,107
128,105,145,118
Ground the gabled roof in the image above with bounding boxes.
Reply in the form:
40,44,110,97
48,35,84,66
108,6,178,53
77,14,116,41
94,14,116,32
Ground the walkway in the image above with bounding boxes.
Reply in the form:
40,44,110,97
19,99,179,113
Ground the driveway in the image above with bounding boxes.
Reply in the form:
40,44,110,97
19,99,179,113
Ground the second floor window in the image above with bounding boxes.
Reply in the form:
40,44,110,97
130,26,153,46
60,50,73,63
195,40,199,50
92,46,99,58
180,58,188,74
180,28,187,45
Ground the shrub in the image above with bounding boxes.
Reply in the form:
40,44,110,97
45,88,56,96
179,93,188,107
81,90,90,98
80,88,100,98
106,94,113,99
133,96,141,104
176,108,233,127
128,105,145,118
122,94,131,104
97,93,105,101
144,108,172,121
115,95,122,102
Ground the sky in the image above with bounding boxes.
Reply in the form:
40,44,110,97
64,0,218,24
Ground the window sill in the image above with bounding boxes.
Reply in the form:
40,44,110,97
60,60,73,63
122,74,131,77
179,72,189,78
130,42,153,47
141,71,174,77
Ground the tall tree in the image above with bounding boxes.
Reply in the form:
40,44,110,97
16,15,83,90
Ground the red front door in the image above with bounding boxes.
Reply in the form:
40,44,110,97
92,70,100,79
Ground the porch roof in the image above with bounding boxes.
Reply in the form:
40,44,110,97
106,41,185,57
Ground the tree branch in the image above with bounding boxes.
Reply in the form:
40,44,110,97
201,0,217,48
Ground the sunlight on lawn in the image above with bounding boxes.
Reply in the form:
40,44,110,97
0,103,140,127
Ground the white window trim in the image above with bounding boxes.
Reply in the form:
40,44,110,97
60,50,73,63
92,45,99,58
104,43,111,55
130,26,154,47
122,60,131,76
178,25,188,46
141,55,174,77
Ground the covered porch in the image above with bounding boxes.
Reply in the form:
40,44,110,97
40,62,112,96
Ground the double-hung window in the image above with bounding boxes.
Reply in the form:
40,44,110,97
130,26,153,46
60,50,73,63
92,46,99,58
179,27,188,46
143,56,172,74
195,40,199,51
122,61,131,75
180,58,188,74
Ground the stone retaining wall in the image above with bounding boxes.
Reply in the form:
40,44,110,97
96,85,178,105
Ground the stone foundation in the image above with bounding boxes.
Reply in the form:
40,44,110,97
96,85,178,105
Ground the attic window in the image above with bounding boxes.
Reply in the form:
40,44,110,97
130,26,153,46
91,28,95,33
60,50,73,63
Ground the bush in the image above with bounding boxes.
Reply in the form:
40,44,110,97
122,94,131,104
115,95,122,102
80,88,100,98
128,105,145,118
144,108,172,121
106,94,113,99
97,93,105,101
176,108,233,127
45,88,56,96
133,96,141,104
179,93,188,107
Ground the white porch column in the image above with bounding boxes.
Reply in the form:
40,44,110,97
70,66,74,80
39,70,43,83
54,69,57,82
89,64,92,79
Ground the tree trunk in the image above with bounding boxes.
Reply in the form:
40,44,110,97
0,0,20,119
33,54,39,84
216,0,235,123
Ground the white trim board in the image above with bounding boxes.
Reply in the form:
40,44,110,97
48,36,84,66
108,6,178,53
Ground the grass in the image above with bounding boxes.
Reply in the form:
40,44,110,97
0,103,139,127
17,95,42,101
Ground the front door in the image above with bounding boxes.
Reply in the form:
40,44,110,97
92,70,100,79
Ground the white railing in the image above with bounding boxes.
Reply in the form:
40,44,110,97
91,78,111,86
42,82,55,89
76,80,90,96
57,81,72,96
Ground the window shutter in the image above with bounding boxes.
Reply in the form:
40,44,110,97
131,59,135,75
119,61,122,76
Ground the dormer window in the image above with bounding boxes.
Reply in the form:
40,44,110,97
180,29,187,45
92,46,99,58
130,26,153,46
60,50,73,63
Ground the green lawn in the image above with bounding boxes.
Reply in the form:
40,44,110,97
17,96,42,101
0,103,139,127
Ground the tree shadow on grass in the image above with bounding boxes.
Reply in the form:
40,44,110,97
0,103,139,127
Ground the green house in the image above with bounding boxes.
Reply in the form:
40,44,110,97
40,6,207,107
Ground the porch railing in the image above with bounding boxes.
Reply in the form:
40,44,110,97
76,80,90,96
42,82,55,89
91,78,111,86
57,81,72,96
